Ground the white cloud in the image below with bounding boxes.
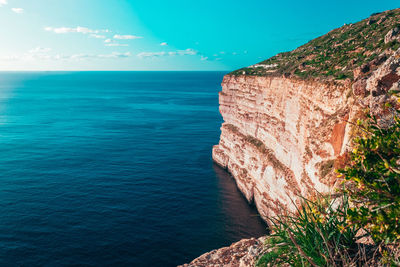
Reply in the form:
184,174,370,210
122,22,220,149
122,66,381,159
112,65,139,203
160,42,168,46
69,52,131,60
90,34,106,39
137,51,166,58
98,52,131,58
1,49,131,62
178,48,197,55
2,47,53,61
105,43,129,47
11,7,23,13
0,0,7,7
103,38,128,47
137,48,198,59
201,56,208,61
45,26,109,35
113,34,143,40
29,47,52,54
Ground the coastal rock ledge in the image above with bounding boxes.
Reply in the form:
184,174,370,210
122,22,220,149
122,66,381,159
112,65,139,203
178,237,266,267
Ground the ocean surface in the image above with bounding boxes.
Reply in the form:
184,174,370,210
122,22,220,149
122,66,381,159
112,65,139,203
0,72,267,266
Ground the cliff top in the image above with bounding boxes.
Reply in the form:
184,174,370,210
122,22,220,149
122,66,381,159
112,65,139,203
231,8,400,81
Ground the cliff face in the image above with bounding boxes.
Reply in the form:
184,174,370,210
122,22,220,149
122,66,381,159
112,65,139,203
212,42,400,221
212,75,358,219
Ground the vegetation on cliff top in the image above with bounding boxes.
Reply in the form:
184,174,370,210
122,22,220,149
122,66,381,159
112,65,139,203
231,9,400,80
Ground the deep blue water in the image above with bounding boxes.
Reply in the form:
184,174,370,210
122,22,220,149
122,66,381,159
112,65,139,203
0,72,267,266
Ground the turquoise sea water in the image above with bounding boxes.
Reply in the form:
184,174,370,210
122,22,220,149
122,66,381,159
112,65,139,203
0,72,267,266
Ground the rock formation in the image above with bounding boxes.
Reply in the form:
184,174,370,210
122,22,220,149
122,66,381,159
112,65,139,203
212,75,355,220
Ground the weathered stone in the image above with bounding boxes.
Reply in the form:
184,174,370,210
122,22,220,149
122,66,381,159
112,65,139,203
377,16,387,24
352,78,368,97
384,26,400,44
370,54,388,68
179,237,267,267
366,48,400,99
353,68,361,79
353,64,370,79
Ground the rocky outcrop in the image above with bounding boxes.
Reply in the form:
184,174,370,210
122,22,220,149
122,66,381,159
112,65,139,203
385,26,400,44
179,237,266,267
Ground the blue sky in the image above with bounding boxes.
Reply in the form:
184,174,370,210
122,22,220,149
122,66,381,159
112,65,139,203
0,0,399,71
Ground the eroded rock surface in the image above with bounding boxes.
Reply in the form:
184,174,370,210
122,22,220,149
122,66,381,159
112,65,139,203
179,237,266,267
212,75,357,220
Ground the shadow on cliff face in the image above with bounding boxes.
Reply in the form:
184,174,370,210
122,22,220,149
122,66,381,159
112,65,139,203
213,164,269,240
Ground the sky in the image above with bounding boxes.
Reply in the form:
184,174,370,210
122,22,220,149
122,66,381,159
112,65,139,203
0,0,399,71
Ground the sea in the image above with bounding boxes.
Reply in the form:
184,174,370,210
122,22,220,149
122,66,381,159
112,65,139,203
0,71,267,266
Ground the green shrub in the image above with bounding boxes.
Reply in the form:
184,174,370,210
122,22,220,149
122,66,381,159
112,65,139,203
338,107,400,244
257,195,361,266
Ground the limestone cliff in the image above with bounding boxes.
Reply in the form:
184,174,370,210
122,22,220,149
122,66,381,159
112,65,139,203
212,76,356,219
212,8,400,221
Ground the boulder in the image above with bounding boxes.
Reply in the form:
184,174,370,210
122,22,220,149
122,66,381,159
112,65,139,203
384,26,400,44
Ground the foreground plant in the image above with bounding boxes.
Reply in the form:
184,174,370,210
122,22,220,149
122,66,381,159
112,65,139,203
257,195,365,266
